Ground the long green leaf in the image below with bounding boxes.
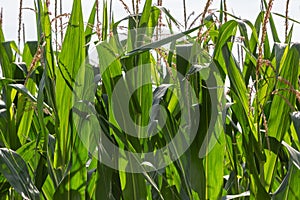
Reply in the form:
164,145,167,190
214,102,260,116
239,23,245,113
265,45,299,191
0,148,40,199
55,0,85,167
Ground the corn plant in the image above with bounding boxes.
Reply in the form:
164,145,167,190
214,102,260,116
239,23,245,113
0,0,300,199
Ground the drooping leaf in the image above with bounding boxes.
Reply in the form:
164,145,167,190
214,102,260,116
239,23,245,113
9,84,37,102
124,25,202,57
282,141,300,170
0,148,40,199
272,163,300,199
290,111,300,142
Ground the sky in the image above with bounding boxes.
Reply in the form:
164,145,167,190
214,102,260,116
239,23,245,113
0,0,300,43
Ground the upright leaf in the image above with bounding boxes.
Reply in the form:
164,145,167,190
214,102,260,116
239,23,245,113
55,0,85,167
265,45,299,191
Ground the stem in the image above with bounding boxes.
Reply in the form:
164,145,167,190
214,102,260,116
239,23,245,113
132,0,135,14
183,0,187,30
96,0,101,40
256,0,274,186
136,0,139,14
197,0,213,42
18,0,23,54
55,0,58,51
0,7,3,29
109,0,112,24
22,23,25,45
60,0,63,44
223,0,227,22
156,0,162,68
285,0,290,41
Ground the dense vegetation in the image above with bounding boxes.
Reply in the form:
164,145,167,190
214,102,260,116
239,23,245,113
0,0,300,199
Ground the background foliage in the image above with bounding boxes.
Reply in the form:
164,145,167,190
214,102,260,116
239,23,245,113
0,0,300,199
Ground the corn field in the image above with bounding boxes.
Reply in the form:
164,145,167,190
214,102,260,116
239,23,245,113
0,0,300,199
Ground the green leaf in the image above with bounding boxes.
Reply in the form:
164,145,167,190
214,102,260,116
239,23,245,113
139,0,153,28
290,111,300,142
122,173,147,200
16,140,36,162
15,43,38,144
53,137,88,200
282,141,300,169
35,0,56,78
102,0,108,41
85,1,96,46
55,0,85,167
158,6,183,29
0,148,40,199
42,175,56,199
265,45,299,190
8,84,37,102
272,164,300,200
203,117,226,199
94,163,122,200
124,25,202,57
268,11,280,43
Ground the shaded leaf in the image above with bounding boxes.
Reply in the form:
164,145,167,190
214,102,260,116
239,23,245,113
0,148,40,199
290,111,300,142
282,141,300,169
